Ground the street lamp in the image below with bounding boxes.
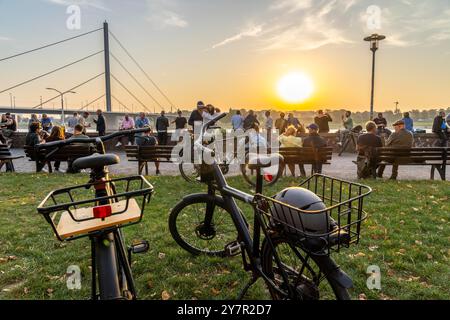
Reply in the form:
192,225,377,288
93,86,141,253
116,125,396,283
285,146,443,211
364,33,386,120
46,88,76,126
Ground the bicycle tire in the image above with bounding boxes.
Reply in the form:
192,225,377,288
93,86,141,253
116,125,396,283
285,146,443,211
240,162,282,188
179,161,201,183
169,193,237,257
261,235,350,300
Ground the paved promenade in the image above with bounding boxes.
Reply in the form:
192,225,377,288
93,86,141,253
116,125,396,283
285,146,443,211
4,149,445,181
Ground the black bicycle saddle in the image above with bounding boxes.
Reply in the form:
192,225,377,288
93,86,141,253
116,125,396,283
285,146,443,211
73,153,120,170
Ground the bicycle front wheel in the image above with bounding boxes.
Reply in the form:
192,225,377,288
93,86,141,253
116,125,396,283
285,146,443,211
169,194,237,257
261,235,350,300
179,161,201,183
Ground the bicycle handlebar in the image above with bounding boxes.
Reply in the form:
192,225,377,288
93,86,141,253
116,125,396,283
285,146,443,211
194,113,227,154
36,127,151,150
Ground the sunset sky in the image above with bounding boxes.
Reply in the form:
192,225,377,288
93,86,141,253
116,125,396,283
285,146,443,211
0,0,449,112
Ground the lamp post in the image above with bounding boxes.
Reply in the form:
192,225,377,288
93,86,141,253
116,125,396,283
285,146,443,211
46,88,76,126
364,33,386,120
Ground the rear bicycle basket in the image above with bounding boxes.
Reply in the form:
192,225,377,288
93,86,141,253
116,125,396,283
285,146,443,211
254,174,372,255
37,175,154,241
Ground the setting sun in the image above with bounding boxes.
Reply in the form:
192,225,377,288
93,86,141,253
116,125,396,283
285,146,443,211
277,72,314,104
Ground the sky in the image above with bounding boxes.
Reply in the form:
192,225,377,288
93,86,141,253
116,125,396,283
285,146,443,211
0,0,449,113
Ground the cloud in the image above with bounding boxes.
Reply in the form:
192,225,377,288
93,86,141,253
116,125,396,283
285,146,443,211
0,36,11,41
212,25,264,49
270,0,313,13
45,0,110,11
146,0,188,29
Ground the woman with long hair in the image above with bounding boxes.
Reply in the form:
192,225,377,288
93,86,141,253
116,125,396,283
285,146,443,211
46,125,65,172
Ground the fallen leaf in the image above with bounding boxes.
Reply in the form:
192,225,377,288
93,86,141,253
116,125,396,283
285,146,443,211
161,290,171,300
158,252,166,259
211,288,220,296
358,293,367,300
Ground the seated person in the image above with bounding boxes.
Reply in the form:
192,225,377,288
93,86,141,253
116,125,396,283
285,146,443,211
67,124,91,173
279,125,306,177
1,113,16,146
356,121,382,179
135,129,160,175
377,120,414,180
25,122,47,172
46,126,66,173
302,124,327,174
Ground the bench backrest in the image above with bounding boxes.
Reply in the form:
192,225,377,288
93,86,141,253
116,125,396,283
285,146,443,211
24,144,94,161
377,147,450,162
0,145,12,157
125,145,175,162
278,147,333,164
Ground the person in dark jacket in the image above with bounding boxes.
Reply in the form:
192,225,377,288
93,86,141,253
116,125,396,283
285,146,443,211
188,101,206,130
314,110,333,133
432,111,448,147
25,122,46,172
156,110,169,145
303,123,327,173
93,109,106,136
243,110,260,131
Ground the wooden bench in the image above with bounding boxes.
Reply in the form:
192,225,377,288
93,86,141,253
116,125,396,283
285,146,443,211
278,147,333,175
24,144,94,173
376,147,449,180
0,144,24,172
124,145,175,175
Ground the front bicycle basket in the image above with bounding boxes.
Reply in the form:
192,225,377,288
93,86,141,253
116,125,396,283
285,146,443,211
37,175,154,241
254,174,372,255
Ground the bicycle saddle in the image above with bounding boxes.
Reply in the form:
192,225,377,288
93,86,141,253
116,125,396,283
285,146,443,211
73,153,120,170
247,153,284,170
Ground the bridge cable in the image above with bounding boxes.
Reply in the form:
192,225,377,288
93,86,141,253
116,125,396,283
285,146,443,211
78,94,106,112
110,73,151,113
32,72,105,109
0,50,104,94
0,28,102,63
109,31,174,108
111,94,131,112
110,52,163,109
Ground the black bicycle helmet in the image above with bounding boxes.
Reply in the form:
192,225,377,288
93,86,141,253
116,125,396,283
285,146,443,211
273,187,330,234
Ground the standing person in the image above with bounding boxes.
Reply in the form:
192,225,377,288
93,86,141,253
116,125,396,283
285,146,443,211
432,110,448,147
202,104,221,124
314,110,333,134
377,120,414,180
243,110,259,131
264,111,273,141
66,112,79,136
78,111,91,134
172,110,187,142
188,101,206,131
356,121,383,179
287,113,300,129
339,110,354,145
279,126,306,177
275,112,288,135
373,112,391,137
117,114,135,146
93,109,106,136
402,112,414,133
231,110,244,131
303,123,328,174
41,114,53,133
156,110,169,145
46,126,66,173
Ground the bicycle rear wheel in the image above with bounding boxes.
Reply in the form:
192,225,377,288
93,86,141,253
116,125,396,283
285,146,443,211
169,194,237,256
261,235,350,300
179,161,201,183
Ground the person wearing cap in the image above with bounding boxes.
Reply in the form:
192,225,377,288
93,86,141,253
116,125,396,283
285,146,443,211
377,119,414,180
303,123,328,173
188,101,206,130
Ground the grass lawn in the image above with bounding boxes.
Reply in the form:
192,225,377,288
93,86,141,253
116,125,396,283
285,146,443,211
0,173,449,300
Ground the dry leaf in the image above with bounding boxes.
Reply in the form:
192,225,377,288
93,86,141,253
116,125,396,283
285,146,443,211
211,288,220,295
161,290,171,300
358,293,367,300
158,252,166,259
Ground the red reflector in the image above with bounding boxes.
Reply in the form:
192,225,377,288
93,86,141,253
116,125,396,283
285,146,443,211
264,173,273,182
93,205,112,219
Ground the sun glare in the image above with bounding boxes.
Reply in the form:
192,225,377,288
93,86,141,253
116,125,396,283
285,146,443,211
277,72,314,103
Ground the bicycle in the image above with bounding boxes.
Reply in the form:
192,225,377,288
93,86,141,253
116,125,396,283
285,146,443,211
37,129,154,300
169,113,372,300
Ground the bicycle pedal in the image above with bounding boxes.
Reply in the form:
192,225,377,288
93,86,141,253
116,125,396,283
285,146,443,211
224,241,242,257
129,240,150,254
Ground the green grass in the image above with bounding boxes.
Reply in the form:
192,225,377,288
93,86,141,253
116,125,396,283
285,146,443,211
0,173,449,300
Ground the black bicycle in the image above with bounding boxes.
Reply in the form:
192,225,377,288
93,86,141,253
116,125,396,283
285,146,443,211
169,113,372,300
37,129,154,300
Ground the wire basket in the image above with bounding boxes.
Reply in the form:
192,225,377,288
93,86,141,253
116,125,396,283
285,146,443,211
37,175,154,241
254,174,372,255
